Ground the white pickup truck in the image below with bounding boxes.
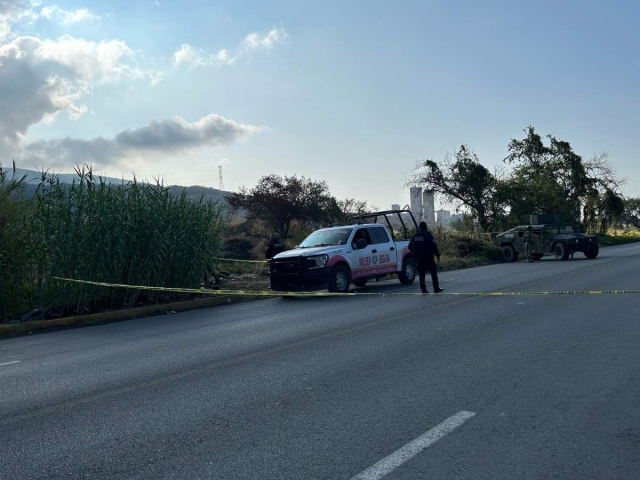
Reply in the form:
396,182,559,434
269,210,418,293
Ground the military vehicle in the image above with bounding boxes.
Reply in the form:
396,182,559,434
495,223,599,262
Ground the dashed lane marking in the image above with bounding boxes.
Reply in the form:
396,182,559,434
350,411,477,480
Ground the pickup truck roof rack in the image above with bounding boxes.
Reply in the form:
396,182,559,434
348,209,418,241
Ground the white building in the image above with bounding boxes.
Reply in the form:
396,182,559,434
409,187,423,222
423,190,436,226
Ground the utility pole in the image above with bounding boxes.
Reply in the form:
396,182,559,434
218,165,225,190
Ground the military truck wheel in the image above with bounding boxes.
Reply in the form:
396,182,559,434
353,279,368,287
554,242,569,260
328,265,351,293
502,244,518,262
398,257,416,285
532,253,544,261
584,244,599,259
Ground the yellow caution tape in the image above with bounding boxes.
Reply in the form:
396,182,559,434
52,277,640,297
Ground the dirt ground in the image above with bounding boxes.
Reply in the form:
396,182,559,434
216,273,271,292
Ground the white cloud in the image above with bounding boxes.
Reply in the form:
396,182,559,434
0,0,36,41
173,27,288,68
172,43,236,67
241,28,288,52
0,29,161,157
30,34,153,82
22,114,265,167
41,5,100,26
1,2,261,171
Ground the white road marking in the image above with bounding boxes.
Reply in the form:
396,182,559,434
350,410,476,480
0,360,21,367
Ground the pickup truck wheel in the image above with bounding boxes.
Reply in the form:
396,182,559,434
502,244,518,262
554,242,569,260
328,265,351,293
398,257,416,285
584,243,599,259
353,279,368,287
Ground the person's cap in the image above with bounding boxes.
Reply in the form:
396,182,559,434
419,221,428,230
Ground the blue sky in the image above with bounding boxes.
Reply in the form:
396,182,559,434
2,0,639,209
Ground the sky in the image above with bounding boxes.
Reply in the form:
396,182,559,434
1,0,639,210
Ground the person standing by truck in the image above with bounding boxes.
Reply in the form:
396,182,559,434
265,235,284,259
523,225,534,263
409,221,443,294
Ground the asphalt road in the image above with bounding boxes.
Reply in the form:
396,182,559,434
2,243,640,479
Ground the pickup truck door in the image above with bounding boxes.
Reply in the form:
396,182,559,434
351,227,375,279
366,226,398,275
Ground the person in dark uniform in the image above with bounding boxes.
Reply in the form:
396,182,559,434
265,235,284,259
408,221,443,294
523,225,534,263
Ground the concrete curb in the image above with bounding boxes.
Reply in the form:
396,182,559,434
0,294,263,338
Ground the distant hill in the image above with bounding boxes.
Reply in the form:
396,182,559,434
9,167,232,206
12,167,129,185
167,185,230,206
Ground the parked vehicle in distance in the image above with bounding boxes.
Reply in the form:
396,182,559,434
269,210,418,293
495,223,599,262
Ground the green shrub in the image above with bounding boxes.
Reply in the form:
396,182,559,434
434,229,502,262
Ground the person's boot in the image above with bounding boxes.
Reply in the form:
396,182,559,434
434,287,444,293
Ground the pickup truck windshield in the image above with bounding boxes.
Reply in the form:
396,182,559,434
298,228,353,248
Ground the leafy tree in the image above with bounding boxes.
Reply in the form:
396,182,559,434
409,146,507,232
226,174,339,239
599,188,625,233
503,161,573,224
410,127,626,233
504,126,591,224
622,197,640,228
504,127,628,232
582,189,600,233
583,187,625,233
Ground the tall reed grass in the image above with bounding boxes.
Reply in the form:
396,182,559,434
1,165,224,322
0,163,37,321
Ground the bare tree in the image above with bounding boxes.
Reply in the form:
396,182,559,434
336,197,377,223
583,152,627,192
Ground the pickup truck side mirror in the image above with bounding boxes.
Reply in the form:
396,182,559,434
356,238,368,250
